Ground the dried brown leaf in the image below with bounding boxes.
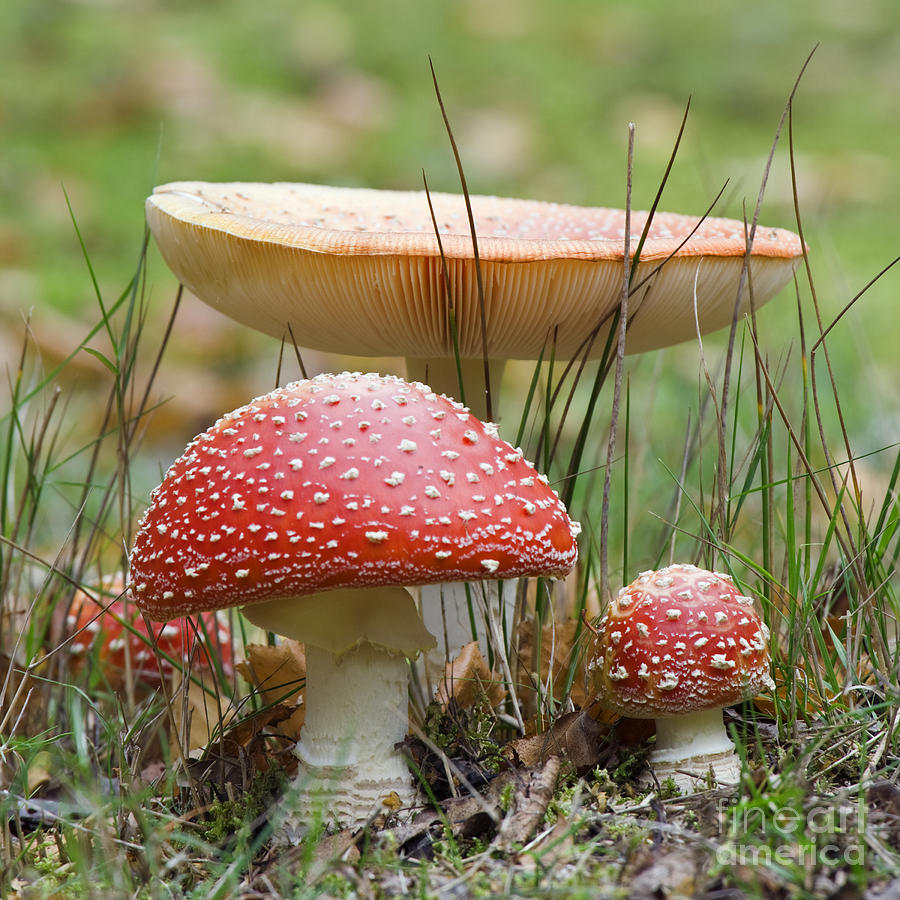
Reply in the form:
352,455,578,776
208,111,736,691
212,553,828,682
436,642,504,711
628,846,701,900
493,756,562,852
236,639,306,740
505,709,603,772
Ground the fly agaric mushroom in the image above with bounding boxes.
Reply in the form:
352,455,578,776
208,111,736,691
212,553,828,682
128,371,579,833
145,182,804,420
587,563,773,793
145,181,802,680
66,586,233,690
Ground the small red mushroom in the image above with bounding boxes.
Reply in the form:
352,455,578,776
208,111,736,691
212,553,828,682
66,583,233,690
128,371,580,834
588,563,773,792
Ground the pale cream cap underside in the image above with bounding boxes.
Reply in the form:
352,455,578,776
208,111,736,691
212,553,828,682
146,181,804,359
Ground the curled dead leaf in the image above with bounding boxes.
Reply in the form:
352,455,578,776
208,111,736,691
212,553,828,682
436,642,504,711
236,639,306,741
505,709,604,772
493,756,562,853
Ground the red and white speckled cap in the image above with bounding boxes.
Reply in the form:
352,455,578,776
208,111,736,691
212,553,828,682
129,372,580,620
146,181,804,359
588,563,773,718
66,590,233,687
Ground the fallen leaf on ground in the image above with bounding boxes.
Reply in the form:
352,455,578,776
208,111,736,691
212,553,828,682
628,846,701,900
436,642,504,711
494,755,562,852
505,709,604,772
236,640,306,740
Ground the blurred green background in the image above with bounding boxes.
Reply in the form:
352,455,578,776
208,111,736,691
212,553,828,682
2,0,898,454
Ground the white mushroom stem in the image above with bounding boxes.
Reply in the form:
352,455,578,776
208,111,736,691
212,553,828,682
241,587,435,837
643,707,742,793
279,642,415,837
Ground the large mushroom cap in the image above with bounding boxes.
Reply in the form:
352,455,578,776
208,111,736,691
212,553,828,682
588,563,773,718
129,372,579,620
146,181,804,359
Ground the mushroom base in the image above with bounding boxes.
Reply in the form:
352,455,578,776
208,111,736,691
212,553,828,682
274,642,418,841
641,708,742,794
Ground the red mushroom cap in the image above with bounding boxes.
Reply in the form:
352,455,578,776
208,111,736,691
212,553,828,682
588,564,773,718
66,587,233,688
129,372,580,620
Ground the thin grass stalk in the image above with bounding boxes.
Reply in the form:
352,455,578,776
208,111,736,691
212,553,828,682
422,170,466,407
795,280,814,586
621,382,630,584
558,325,619,513
786,101,899,687
746,283,776,603
429,58,493,422
599,123,635,601
714,52,815,547
662,414,693,566
513,348,546,452
532,96,699,485
541,340,558,476
542,327,608,473
285,324,309,381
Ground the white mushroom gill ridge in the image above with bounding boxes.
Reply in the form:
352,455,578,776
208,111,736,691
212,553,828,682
129,372,580,620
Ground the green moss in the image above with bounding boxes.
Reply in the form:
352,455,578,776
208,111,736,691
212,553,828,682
201,766,285,845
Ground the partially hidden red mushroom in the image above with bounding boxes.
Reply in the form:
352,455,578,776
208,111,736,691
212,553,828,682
66,582,233,691
587,563,773,792
128,371,580,834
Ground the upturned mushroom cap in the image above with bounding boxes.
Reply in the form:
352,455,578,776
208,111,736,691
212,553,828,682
588,563,773,718
146,181,804,359
129,372,580,622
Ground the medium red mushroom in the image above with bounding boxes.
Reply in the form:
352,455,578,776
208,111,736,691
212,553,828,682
587,563,773,792
66,583,233,690
128,371,579,834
